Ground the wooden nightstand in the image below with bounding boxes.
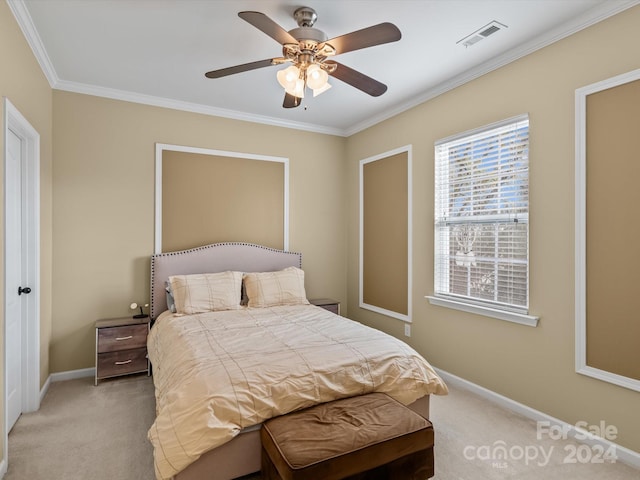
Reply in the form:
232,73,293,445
310,298,341,315
95,316,150,385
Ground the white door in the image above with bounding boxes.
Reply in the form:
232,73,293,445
6,127,24,432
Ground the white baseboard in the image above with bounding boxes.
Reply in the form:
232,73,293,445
434,367,640,470
39,374,51,406
39,368,94,404
0,458,7,479
49,367,94,382
38,367,95,403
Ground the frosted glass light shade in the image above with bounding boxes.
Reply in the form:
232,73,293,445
277,65,300,90
313,82,332,97
277,65,305,98
306,64,328,90
288,78,305,98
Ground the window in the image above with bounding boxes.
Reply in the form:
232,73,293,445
432,115,533,321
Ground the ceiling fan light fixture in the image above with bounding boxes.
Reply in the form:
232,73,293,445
277,65,300,90
306,64,329,90
208,8,400,108
283,77,305,98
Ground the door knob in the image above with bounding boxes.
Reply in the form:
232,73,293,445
18,286,31,295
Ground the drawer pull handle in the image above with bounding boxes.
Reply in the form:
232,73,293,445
115,335,133,341
115,360,132,365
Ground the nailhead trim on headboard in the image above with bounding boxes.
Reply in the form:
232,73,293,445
152,242,301,261
150,242,302,321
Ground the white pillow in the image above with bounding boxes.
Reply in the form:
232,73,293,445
243,267,309,308
168,271,242,314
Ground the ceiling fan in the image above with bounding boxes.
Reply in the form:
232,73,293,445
204,6,401,108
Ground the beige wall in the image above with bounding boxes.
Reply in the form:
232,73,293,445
0,0,53,466
5,0,640,465
346,6,640,454
51,91,346,373
161,150,285,252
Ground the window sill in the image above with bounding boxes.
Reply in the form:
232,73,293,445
426,296,539,327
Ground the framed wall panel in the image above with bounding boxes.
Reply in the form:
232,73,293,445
359,146,412,322
155,144,288,254
575,68,640,392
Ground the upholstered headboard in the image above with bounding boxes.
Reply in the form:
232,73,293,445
150,242,302,320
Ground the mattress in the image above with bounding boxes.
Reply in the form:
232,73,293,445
147,304,447,479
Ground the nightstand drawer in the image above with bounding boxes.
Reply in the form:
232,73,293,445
97,324,148,353
97,348,148,378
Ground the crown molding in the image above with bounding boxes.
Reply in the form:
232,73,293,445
53,79,346,136
6,0,58,87
343,0,640,136
7,0,344,136
9,0,639,138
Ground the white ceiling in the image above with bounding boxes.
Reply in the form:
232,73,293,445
10,0,639,136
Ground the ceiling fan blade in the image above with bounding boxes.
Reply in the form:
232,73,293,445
283,93,302,108
325,23,401,55
239,11,298,45
205,59,276,79
327,61,387,97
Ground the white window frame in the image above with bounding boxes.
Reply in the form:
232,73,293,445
427,115,539,327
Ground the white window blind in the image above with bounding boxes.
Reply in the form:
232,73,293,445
434,115,530,313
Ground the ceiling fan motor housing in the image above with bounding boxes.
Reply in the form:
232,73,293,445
293,7,318,27
290,6,327,44
288,27,327,43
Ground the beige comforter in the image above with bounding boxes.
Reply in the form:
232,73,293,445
147,304,448,479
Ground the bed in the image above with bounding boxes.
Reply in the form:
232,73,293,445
147,242,447,480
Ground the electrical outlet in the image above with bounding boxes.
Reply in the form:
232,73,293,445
404,324,411,337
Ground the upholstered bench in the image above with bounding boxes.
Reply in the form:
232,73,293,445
260,392,434,480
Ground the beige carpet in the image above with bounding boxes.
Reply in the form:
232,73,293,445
6,374,639,479
6,375,155,480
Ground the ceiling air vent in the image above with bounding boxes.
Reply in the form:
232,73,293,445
457,20,507,48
